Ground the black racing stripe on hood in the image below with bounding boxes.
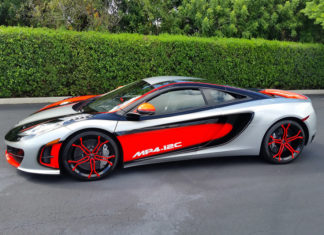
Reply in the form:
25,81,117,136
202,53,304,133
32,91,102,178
5,118,56,142
5,112,122,142
5,114,92,142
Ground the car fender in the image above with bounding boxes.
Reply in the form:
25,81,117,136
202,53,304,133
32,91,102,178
63,119,118,140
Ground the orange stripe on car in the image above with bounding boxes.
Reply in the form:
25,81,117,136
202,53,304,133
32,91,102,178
260,89,308,100
38,95,99,112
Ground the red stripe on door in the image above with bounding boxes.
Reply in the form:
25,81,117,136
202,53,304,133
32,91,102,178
118,123,232,162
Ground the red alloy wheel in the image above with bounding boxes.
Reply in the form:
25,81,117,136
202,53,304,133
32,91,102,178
62,131,119,180
262,120,305,163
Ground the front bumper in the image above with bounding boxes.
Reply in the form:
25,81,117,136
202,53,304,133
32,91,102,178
4,126,72,175
5,140,61,175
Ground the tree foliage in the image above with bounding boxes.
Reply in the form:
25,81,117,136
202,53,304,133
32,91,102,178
173,0,323,42
0,0,25,25
303,0,324,28
0,0,323,43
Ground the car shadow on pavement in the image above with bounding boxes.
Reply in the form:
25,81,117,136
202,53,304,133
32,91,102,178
16,170,73,184
17,155,264,184
121,155,263,174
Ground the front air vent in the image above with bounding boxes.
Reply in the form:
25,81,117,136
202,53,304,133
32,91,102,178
6,146,24,164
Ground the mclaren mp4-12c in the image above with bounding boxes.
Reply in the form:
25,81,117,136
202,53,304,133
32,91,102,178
4,76,316,180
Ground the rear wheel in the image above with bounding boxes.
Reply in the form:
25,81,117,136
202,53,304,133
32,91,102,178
62,131,119,180
261,120,305,164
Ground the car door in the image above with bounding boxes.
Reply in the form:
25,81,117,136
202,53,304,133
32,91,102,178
115,87,235,162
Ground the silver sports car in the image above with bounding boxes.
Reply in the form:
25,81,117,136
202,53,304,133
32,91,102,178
4,76,317,180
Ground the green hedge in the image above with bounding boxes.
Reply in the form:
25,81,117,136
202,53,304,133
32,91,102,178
0,26,324,98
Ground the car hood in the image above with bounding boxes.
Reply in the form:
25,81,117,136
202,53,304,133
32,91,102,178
17,103,79,126
5,106,94,142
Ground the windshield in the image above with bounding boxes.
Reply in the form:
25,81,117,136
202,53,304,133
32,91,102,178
83,80,154,113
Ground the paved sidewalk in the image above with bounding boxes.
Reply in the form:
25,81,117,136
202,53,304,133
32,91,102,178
0,90,323,105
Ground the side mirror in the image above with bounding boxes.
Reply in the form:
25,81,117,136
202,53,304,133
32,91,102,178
137,103,155,115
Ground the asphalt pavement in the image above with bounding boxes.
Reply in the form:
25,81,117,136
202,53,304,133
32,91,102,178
0,96,323,235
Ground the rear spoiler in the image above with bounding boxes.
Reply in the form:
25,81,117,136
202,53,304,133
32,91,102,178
259,89,308,100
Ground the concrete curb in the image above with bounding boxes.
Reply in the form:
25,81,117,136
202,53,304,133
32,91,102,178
0,90,323,105
0,96,70,105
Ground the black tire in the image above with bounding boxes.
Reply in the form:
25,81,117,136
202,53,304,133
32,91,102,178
61,131,120,180
261,120,305,164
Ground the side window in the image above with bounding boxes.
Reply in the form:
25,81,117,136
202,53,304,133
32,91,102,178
148,89,206,115
204,88,244,105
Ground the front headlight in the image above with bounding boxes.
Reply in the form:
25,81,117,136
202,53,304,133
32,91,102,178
18,114,92,137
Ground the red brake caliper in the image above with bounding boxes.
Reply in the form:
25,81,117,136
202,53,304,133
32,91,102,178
67,137,116,178
268,124,303,160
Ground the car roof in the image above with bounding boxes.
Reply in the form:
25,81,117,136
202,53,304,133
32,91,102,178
142,76,269,100
143,76,203,85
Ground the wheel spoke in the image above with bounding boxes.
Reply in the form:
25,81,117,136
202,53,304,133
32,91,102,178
95,155,115,160
88,158,100,178
268,135,282,145
273,143,285,161
68,155,89,164
88,158,94,178
94,155,114,166
79,137,91,154
92,160,100,177
92,140,109,154
71,156,90,171
286,130,303,142
284,143,299,158
281,123,290,140
72,144,90,155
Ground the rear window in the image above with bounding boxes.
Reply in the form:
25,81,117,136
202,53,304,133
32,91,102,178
204,88,246,105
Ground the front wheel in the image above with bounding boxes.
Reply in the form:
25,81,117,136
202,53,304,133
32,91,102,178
261,120,305,164
61,131,120,180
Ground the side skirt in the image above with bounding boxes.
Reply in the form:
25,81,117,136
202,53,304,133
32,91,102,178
123,150,259,168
